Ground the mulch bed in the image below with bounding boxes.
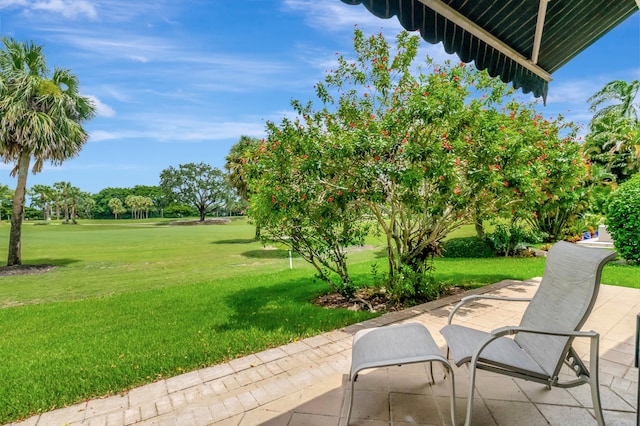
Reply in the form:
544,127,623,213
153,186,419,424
0,264,58,277
168,219,231,226
313,285,468,313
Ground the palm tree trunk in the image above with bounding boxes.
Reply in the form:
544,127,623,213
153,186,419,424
71,195,77,224
63,194,69,222
7,150,30,266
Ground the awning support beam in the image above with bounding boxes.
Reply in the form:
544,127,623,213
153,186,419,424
417,0,553,81
531,0,550,65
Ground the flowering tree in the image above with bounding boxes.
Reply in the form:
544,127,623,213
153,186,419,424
313,29,582,297
247,107,370,299
245,28,585,302
462,103,586,241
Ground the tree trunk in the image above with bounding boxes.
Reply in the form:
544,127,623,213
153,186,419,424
7,150,31,266
474,217,485,240
71,195,77,224
63,195,69,222
474,206,485,240
40,195,48,221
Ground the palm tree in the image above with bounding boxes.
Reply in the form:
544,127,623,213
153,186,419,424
225,135,261,202
68,184,81,223
29,184,54,220
225,135,262,236
586,80,640,182
53,181,72,223
0,38,95,265
588,80,640,122
108,197,126,219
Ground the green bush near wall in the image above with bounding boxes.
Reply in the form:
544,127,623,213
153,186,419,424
607,173,640,264
441,236,495,258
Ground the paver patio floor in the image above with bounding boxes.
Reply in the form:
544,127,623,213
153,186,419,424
9,278,639,426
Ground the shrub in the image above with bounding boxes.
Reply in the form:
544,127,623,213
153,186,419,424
385,263,450,305
442,237,495,258
607,174,640,264
488,223,544,257
163,204,197,218
24,206,42,220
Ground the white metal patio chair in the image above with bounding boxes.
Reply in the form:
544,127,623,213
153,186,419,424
440,241,617,426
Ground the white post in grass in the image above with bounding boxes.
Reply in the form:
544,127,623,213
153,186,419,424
289,250,293,269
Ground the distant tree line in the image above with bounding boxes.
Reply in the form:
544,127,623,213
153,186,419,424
0,162,243,222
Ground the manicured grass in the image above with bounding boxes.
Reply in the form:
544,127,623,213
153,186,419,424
0,219,376,422
0,218,637,422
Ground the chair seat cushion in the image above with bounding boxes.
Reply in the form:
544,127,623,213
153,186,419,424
440,324,549,378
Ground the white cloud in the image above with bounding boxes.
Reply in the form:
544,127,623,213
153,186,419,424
282,0,403,33
545,80,599,106
34,0,96,19
101,86,131,103
89,116,266,144
0,0,27,8
89,130,119,142
0,0,97,19
44,29,173,62
0,0,180,23
86,95,116,118
543,78,613,127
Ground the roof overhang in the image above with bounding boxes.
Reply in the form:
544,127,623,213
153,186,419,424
341,0,639,102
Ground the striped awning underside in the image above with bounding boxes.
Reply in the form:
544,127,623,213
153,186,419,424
341,0,638,102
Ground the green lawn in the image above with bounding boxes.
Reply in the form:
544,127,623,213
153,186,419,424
0,218,637,423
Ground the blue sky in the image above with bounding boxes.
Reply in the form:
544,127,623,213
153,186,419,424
0,0,638,194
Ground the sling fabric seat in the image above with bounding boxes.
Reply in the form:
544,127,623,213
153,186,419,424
441,241,617,426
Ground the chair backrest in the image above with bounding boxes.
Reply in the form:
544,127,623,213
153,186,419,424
515,241,617,377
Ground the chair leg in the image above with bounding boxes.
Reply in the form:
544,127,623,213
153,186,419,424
464,363,478,426
443,348,450,379
445,363,457,426
346,375,355,426
589,335,605,426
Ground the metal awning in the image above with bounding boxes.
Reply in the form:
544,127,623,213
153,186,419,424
341,0,639,102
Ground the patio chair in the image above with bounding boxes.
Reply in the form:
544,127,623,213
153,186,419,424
440,241,617,426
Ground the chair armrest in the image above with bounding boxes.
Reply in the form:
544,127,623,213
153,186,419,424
469,326,600,387
468,327,600,373
491,326,599,339
447,294,532,324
